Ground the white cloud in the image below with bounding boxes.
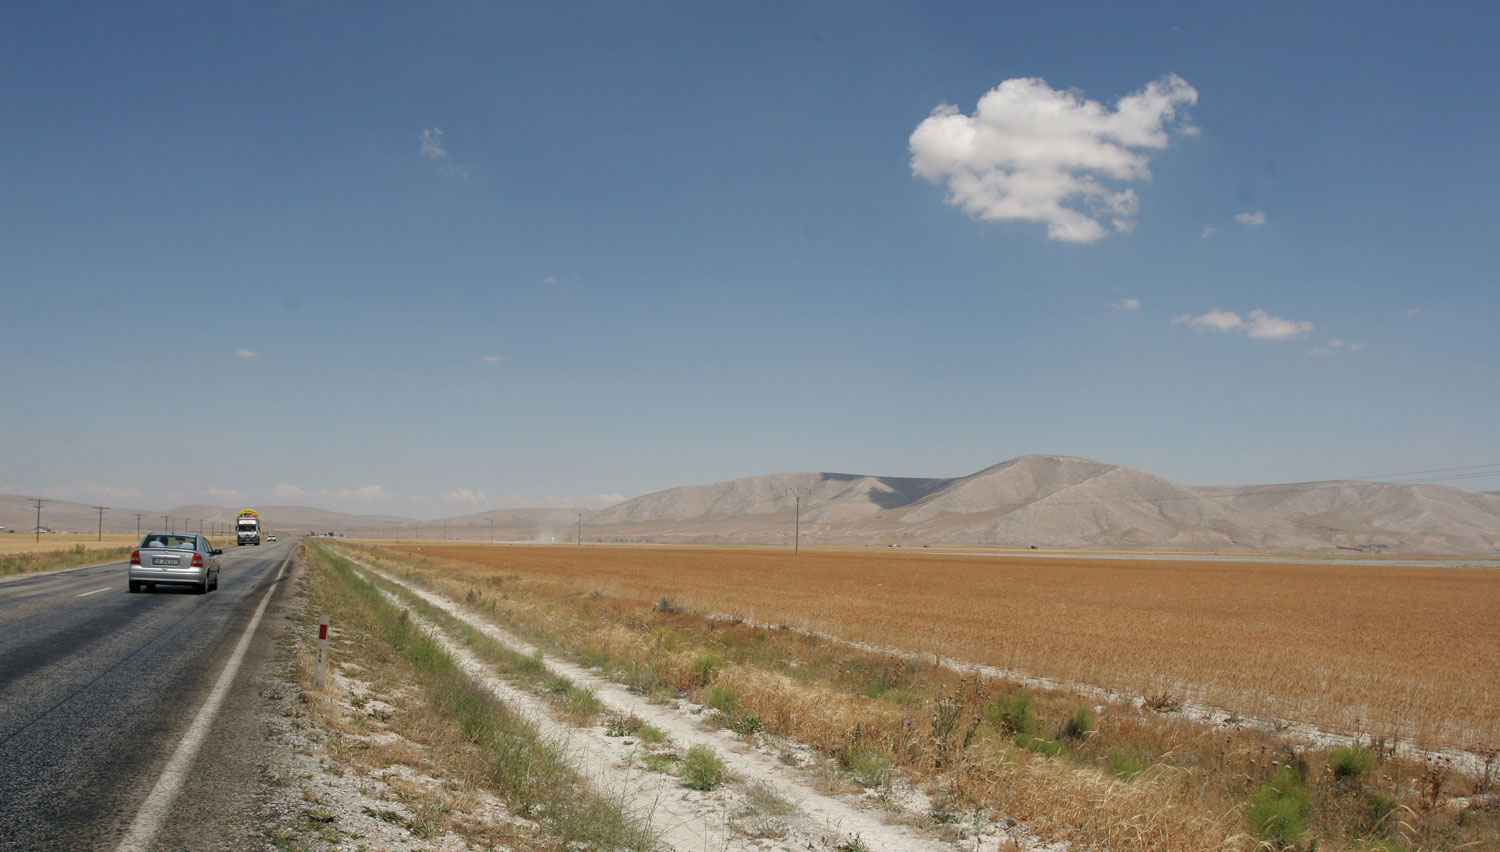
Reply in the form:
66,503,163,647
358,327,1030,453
421,127,470,180
444,489,488,505
1308,339,1365,356
542,275,559,285
1200,225,1217,239
236,349,259,358
1173,308,1314,340
274,483,328,499
909,74,1198,243
1235,210,1268,227
337,485,389,500
482,355,504,363
43,484,143,500
419,127,447,159
1405,307,1422,316
1111,297,1141,311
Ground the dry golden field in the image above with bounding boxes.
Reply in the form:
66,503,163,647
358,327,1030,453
0,533,143,555
389,542,1500,752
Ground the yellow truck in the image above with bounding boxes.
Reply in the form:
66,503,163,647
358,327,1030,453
235,508,262,546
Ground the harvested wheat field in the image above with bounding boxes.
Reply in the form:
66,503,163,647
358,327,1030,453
390,543,1500,753
0,533,142,555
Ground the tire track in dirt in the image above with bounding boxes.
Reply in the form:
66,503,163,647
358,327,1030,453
341,551,1052,852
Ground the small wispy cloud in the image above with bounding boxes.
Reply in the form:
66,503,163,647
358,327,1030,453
1200,225,1217,239
1405,307,1422,317
420,127,470,181
542,275,559,285
1111,297,1141,311
1307,339,1366,356
1235,210,1268,227
337,485,389,500
909,74,1199,243
236,349,260,358
275,483,328,499
1172,308,1314,340
419,127,448,159
206,487,239,497
444,489,488,504
481,355,505,363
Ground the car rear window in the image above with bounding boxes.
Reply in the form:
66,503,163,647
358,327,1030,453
141,535,197,550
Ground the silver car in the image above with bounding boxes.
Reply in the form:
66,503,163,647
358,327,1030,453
129,532,221,594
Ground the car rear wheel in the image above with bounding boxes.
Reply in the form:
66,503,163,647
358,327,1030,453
128,581,141,593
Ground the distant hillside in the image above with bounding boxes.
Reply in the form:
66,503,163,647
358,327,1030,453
4,455,1498,553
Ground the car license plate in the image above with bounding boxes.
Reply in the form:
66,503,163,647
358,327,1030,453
153,557,180,566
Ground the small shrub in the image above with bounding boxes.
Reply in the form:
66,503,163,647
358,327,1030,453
694,649,724,685
656,596,681,614
580,643,610,668
706,684,737,714
1246,766,1312,848
1015,733,1065,758
1144,692,1182,713
643,753,679,773
1330,744,1377,778
682,745,726,790
845,749,893,788
984,692,1038,736
636,724,667,744
1360,791,1400,834
731,714,764,736
1059,705,1095,740
519,648,546,676
1107,747,1146,779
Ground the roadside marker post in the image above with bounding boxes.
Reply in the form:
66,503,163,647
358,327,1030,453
315,617,329,687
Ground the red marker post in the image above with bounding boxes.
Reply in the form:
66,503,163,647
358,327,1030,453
315,616,329,687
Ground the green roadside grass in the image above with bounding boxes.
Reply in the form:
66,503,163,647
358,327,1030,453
332,551,606,724
306,542,658,851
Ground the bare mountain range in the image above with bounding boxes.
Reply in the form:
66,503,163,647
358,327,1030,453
5,456,1499,554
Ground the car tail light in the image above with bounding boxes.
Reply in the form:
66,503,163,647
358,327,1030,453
191,553,204,568
130,550,141,566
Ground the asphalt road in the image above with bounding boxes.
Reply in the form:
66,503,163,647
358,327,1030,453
0,539,299,851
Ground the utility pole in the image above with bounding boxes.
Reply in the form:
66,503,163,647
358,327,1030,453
133,513,143,537
576,508,583,546
163,515,169,532
786,486,810,555
30,498,46,542
93,506,108,541
488,517,494,543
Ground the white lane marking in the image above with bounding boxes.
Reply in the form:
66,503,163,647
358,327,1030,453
76,587,110,597
114,551,292,852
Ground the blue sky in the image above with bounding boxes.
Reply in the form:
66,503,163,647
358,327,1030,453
3,1,1497,517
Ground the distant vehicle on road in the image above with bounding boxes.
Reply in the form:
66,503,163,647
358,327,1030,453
129,533,221,594
236,508,262,546
267,534,277,542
